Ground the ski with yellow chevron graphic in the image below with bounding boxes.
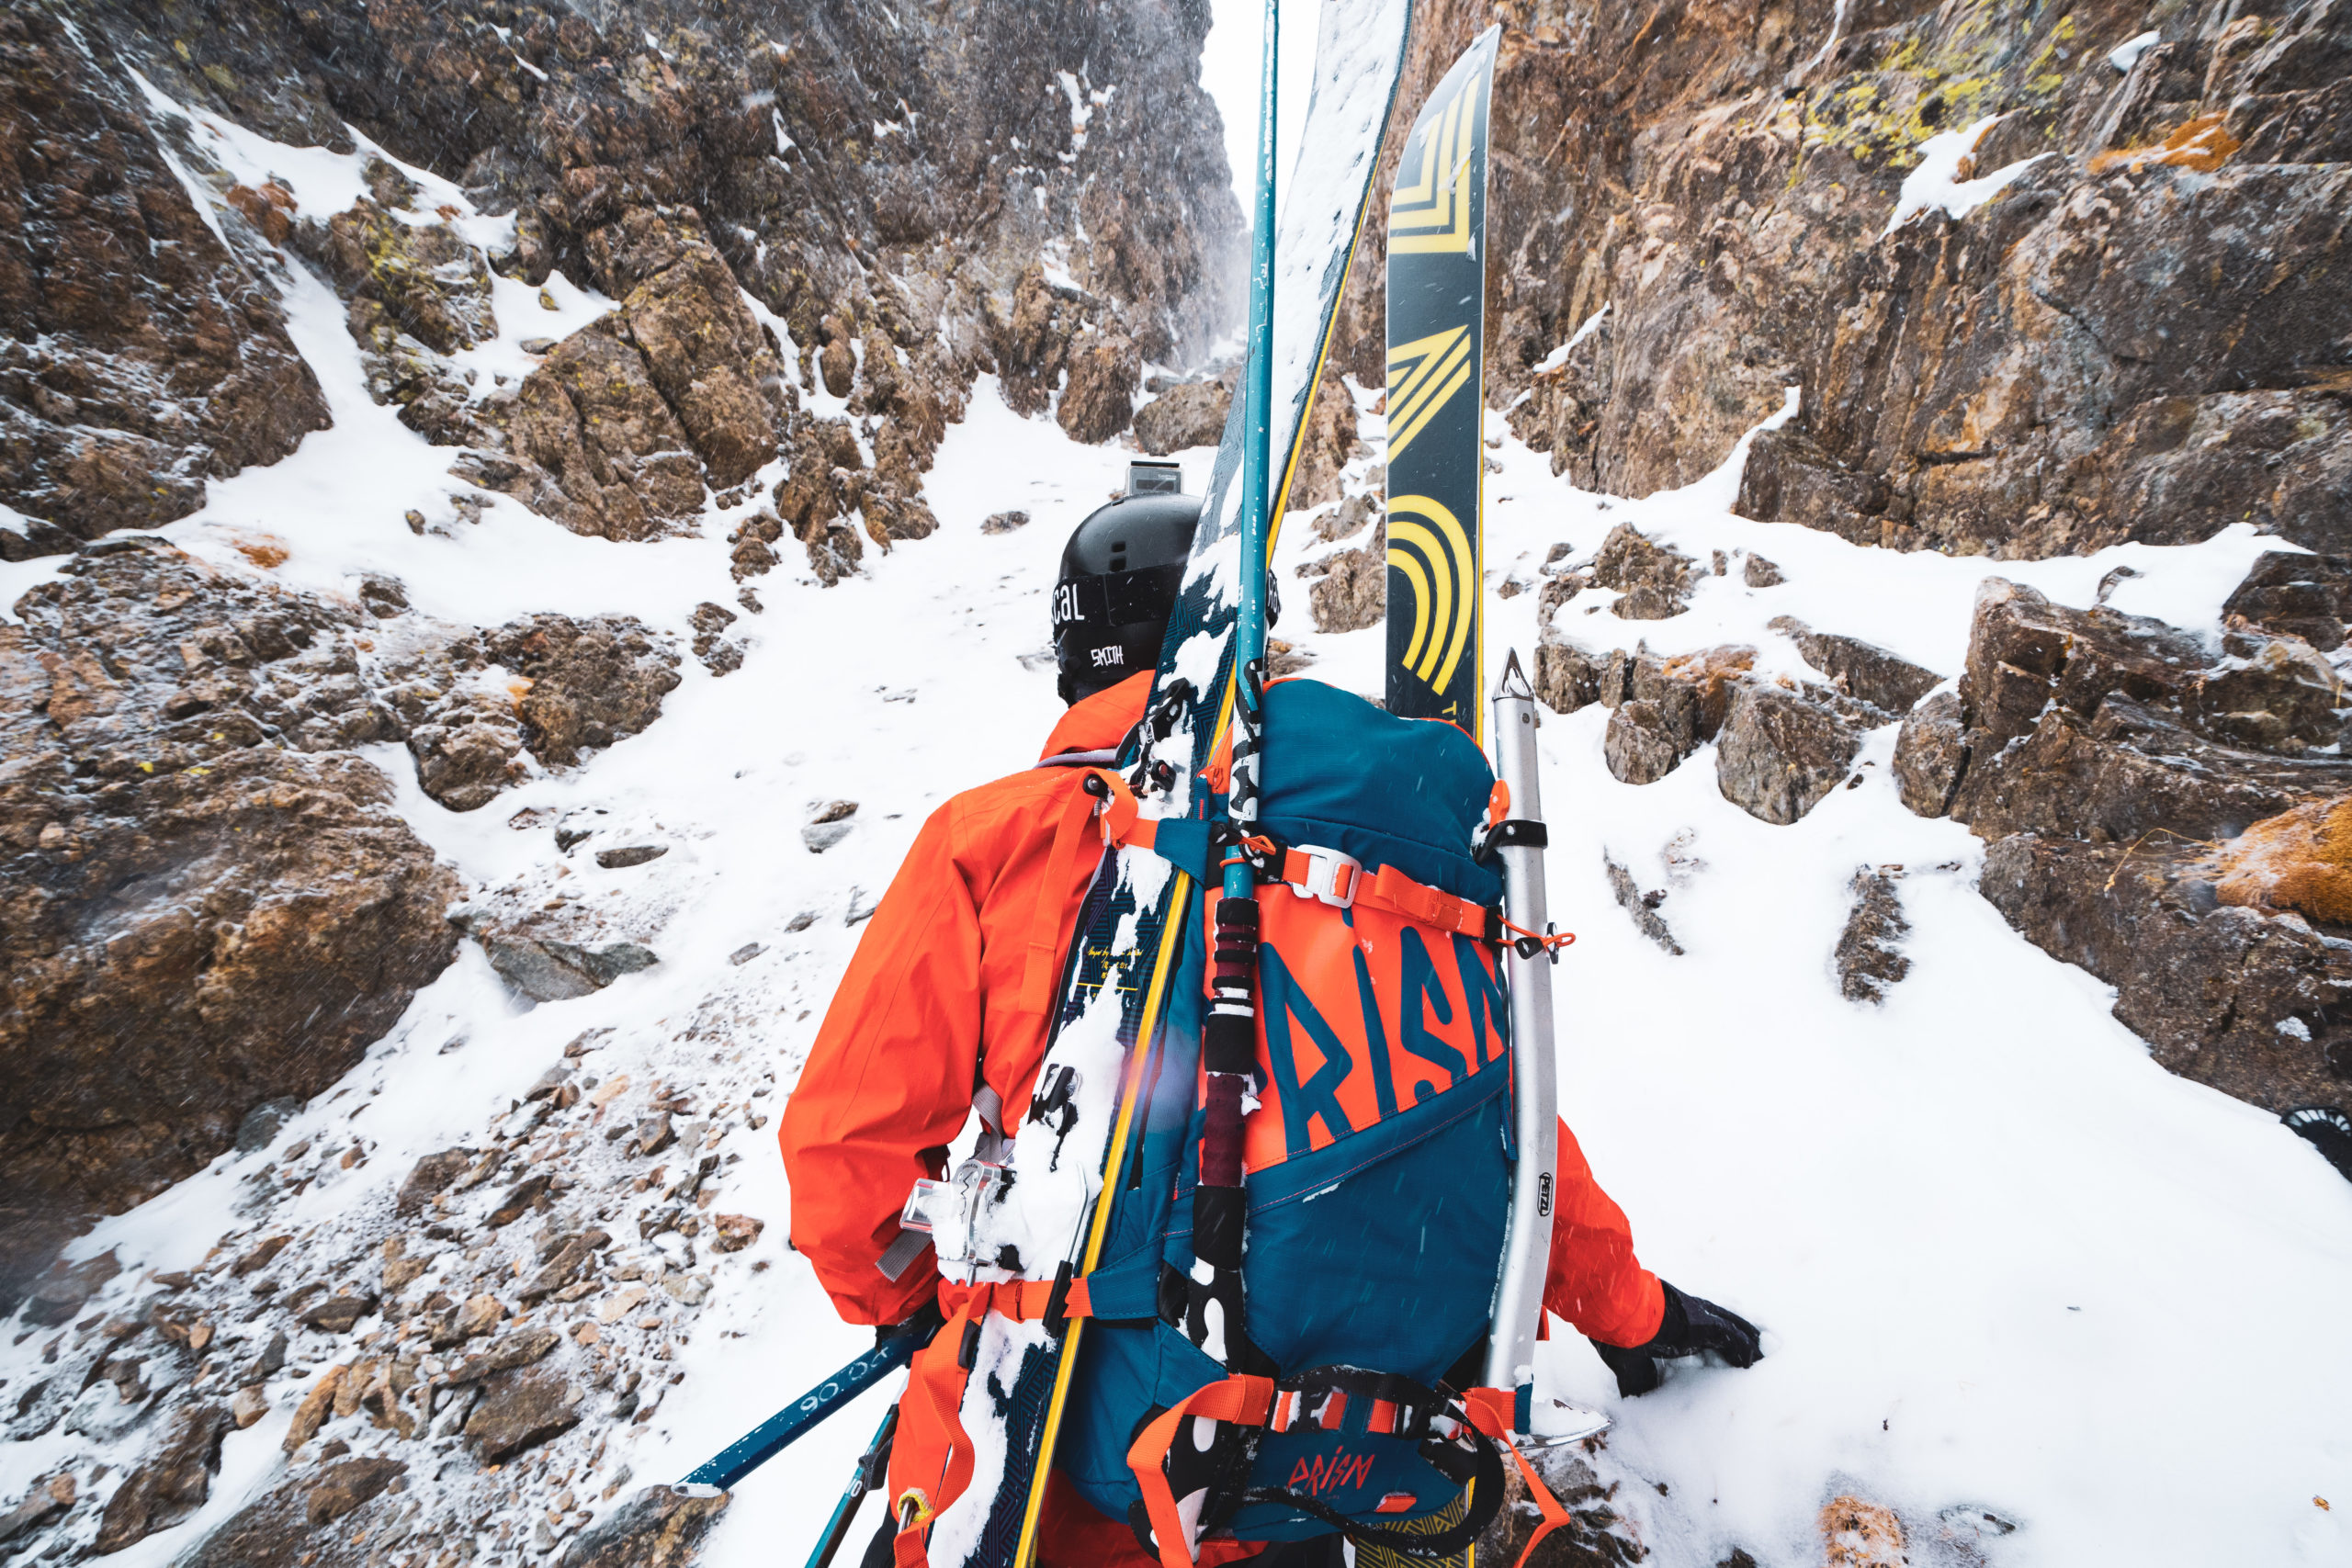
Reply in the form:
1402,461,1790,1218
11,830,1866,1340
1385,25,1498,743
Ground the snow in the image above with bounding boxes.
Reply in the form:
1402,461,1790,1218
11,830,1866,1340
1529,303,1611,377
2109,29,2163,72
8,50,2352,1568
1796,0,1852,78
1883,116,2050,238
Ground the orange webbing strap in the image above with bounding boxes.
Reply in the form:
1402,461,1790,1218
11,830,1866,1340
1125,1374,1277,1568
1462,1390,1572,1568
890,1300,983,1566
933,1276,1095,1325
1269,848,1495,942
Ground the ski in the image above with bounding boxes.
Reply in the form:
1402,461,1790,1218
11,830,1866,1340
900,6,1418,1565
1385,26,1498,739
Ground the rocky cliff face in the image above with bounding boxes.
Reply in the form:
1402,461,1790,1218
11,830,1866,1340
0,0,1239,1558
0,0,1236,1343
1332,0,2350,560
8,0,1240,558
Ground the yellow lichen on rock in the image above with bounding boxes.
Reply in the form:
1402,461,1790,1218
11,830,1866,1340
2211,797,2352,927
1821,1495,1908,1566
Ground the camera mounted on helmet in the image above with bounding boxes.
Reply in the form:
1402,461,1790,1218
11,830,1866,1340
1052,464,1202,705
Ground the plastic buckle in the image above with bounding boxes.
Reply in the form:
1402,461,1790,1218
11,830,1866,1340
1286,844,1360,908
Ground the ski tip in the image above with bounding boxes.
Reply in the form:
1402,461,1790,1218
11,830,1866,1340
1494,648,1534,702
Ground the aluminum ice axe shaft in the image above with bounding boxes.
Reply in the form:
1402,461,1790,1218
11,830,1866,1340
1483,649,1560,1423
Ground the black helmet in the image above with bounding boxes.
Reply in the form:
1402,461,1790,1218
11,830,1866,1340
1052,470,1200,705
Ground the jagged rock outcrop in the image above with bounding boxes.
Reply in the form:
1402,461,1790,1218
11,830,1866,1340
0,543,468,1306
11,0,1241,559
1900,573,2352,1111
0,9,330,553
1330,0,2352,559
0,538,688,1305
1717,682,1864,825
1133,377,1232,455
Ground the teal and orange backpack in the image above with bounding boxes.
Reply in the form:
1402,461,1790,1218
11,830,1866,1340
1057,677,1557,1561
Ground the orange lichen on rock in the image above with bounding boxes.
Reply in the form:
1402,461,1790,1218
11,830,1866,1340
232,536,289,570
2211,796,2352,926
2090,111,2241,175
1821,1495,1908,1567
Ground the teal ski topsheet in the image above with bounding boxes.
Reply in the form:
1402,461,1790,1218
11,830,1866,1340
921,6,1416,1566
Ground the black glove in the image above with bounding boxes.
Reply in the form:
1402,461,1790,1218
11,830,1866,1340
874,1298,944,1349
1589,1280,1762,1397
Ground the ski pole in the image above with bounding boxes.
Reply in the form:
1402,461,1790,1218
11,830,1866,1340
804,1404,899,1568
676,1334,916,1492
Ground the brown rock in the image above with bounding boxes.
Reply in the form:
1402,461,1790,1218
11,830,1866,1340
464,1365,584,1461
395,1150,475,1216
298,1292,379,1335
589,209,789,489
1533,640,1607,715
1604,700,1689,785
1315,491,1380,544
820,337,854,399
1782,625,1943,715
487,1173,553,1229
0,1473,74,1549
710,1213,764,1252
485,615,682,768
1603,852,1682,955
283,1367,345,1453
1984,833,2352,1114
1132,379,1231,455
1057,332,1139,445
1469,1443,1642,1567
1835,871,1912,1004
2212,797,2352,926
561,1484,729,1568
314,199,495,355
303,1457,405,1529
1893,691,1969,819
445,1325,562,1384
0,551,461,1304
1821,1495,1906,1568
1743,555,1784,589
492,319,708,539
1960,579,2205,753
1590,525,1695,620
1716,685,1861,825
1951,696,2352,845
520,1232,605,1303
1307,547,1385,634
0,13,329,550
93,1404,228,1553
2223,551,2352,651
1286,370,1360,512
2195,633,2343,750
231,1235,294,1277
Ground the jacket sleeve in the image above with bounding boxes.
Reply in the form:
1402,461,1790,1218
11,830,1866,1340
778,800,983,1325
1543,1116,1666,1348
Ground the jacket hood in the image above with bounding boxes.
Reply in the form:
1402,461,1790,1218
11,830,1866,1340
1038,670,1151,761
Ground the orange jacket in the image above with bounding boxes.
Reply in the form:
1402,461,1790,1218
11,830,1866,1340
779,671,1664,1345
